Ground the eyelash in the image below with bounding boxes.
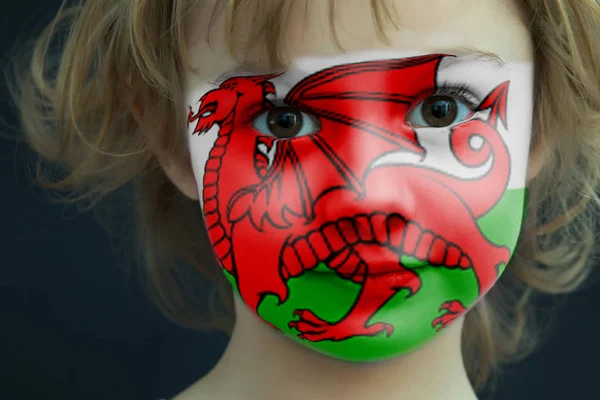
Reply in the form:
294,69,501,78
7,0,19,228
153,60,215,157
237,81,481,127
432,83,480,109
263,83,480,110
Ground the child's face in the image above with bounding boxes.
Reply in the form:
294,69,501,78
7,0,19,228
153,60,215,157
183,0,534,362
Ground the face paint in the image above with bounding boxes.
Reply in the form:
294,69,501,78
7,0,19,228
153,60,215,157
185,51,534,362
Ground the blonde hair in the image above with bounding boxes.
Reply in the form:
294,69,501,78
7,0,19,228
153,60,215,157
5,0,600,392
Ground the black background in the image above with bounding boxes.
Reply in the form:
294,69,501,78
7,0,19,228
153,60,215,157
1,2,598,399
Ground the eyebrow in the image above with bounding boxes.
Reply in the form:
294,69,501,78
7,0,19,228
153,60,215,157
207,67,268,88
207,48,506,86
446,47,506,67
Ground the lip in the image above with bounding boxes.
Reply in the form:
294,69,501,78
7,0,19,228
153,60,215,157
306,247,429,279
279,214,470,281
313,261,429,276
307,265,423,292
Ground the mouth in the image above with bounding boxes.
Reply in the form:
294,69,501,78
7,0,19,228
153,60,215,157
316,246,430,278
280,213,473,281
198,101,217,117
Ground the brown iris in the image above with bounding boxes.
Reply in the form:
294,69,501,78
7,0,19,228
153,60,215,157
267,107,303,138
421,95,458,127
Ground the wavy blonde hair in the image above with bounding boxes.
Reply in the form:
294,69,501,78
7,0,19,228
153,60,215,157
5,0,600,392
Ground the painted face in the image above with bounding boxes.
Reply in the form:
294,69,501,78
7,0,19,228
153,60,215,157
185,51,534,362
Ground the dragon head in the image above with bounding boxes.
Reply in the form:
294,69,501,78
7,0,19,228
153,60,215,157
190,73,280,135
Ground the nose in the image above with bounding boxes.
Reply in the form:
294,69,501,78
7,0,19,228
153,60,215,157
363,166,417,214
320,165,414,212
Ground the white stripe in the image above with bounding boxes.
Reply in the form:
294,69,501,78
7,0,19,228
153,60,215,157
185,51,534,203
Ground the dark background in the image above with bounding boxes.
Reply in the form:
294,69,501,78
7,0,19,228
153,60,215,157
1,2,598,400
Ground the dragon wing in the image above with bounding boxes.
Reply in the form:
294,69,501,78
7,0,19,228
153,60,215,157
228,54,448,229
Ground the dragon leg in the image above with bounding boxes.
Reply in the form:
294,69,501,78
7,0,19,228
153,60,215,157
231,219,290,325
288,243,420,342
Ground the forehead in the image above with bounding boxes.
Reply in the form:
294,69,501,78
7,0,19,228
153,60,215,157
184,0,533,82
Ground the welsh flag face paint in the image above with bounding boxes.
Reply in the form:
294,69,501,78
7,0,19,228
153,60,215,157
185,51,534,362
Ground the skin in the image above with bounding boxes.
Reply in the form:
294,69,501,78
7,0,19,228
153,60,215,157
147,0,541,399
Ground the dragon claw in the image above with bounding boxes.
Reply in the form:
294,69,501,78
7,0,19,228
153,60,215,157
289,309,394,341
432,299,466,332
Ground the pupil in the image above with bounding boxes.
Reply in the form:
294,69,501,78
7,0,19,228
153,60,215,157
267,107,302,139
422,95,457,127
277,112,297,128
267,106,303,138
431,100,451,119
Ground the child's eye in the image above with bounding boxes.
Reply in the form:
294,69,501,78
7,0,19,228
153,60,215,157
407,94,475,128
253,106,320,139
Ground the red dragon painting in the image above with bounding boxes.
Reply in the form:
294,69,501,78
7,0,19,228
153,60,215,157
188,54,512,342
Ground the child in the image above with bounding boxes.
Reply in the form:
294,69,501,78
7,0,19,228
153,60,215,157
7,0,600,399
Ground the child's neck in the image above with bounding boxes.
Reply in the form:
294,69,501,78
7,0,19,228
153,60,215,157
196,296,478,400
